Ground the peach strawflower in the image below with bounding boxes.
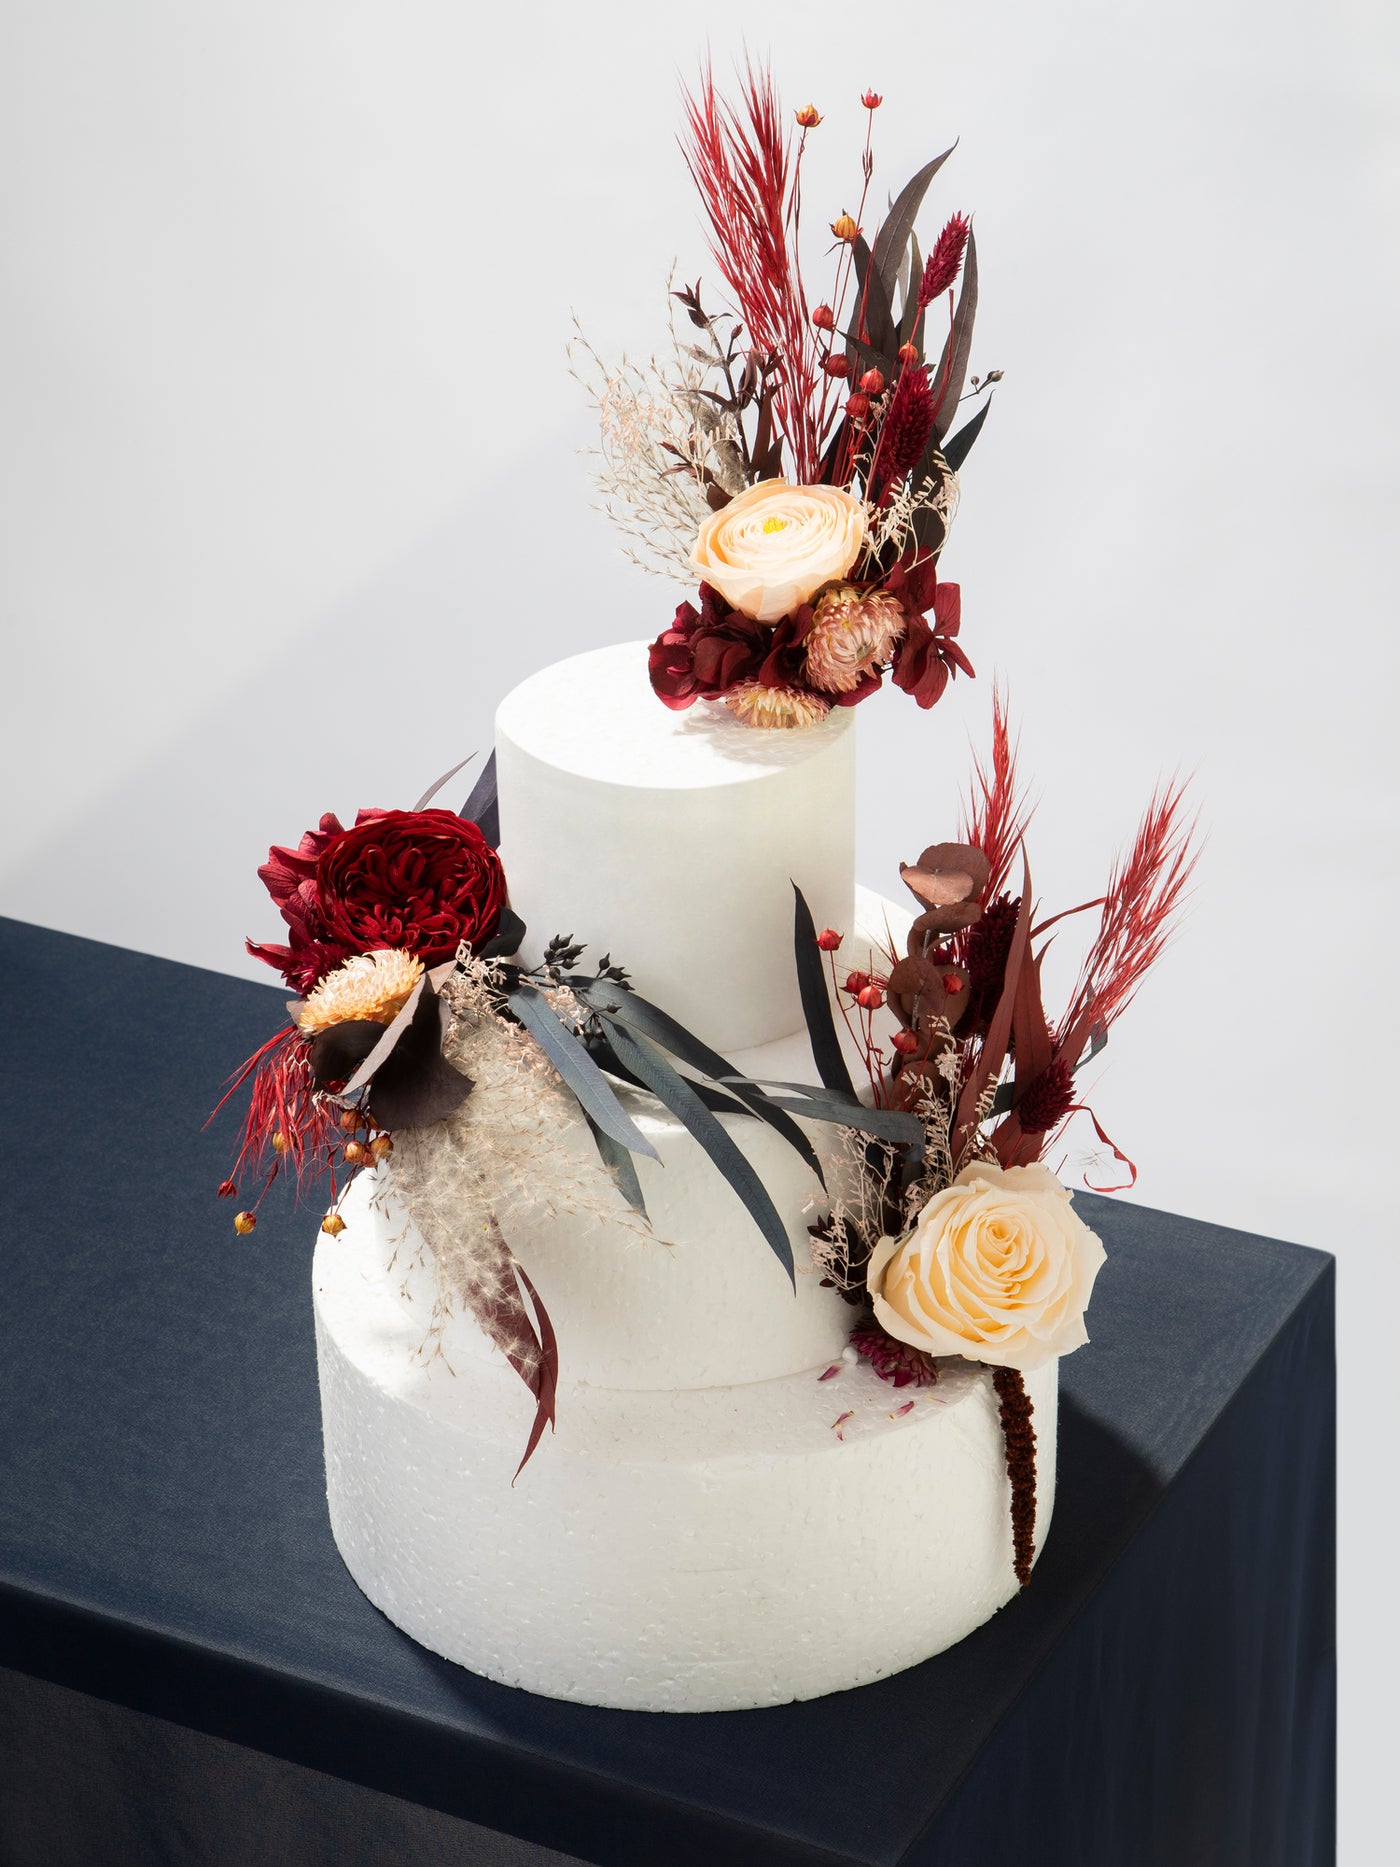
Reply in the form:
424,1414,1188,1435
296,949,424,1033
804,586,906,693
723,682,832,730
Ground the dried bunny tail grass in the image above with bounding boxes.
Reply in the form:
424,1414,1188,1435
864,466,960,565
387,960,647,1316
569,290,743,581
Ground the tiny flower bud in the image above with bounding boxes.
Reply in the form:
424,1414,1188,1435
271,1129,290,1155
857,983,886,1011
844,969,871,995
812,303,836,332
342,1140,368,1165
897,341,920,367
321,1212,347,1237
822,353,851,379
891,1029,921,1055
369,1134,394,1162
830,212,860,243
858,367,886,395
216,1179,237,1200
815,928,843,951
339,1108,360,1133
846,391,871,421
861,90,883,110
233,1211,257,1235
795,104,823,128
942,974,965,994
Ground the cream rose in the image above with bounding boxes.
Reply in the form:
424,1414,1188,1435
866,1161,1106,1371
691,480,867,623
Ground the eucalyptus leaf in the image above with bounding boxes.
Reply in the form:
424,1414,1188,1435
507,985,660,1161
583,1111,648,1217
931,228,979,440
791,885,858,1102
460,748,499,846
576,980,825,1188
942,395,993,472
872,146,957,308
601,1018,796,1287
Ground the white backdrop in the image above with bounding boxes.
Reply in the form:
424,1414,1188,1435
2,1,1394,1852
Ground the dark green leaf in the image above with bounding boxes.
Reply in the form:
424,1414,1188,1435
601,1019,796,1286
844,234,897,367
460,749,499,846
872,146,957,308
941,395,993,472
577,979,826,1188
792,884,858,1102
582,1111,648,1217
507,986,660,1161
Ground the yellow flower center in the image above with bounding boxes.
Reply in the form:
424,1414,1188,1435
762,516,789,533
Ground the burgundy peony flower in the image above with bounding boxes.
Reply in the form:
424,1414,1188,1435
316,810,505,966
248,807,506,992
886,557,975,710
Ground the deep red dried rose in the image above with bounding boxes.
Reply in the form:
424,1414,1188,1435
315,810,505,967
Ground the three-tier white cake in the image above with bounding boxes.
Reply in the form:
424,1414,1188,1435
312,643,1057,1712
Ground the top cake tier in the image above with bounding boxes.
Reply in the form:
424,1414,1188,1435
495,643,855,1053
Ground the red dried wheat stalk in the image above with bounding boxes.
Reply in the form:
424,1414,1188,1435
681,64,822,480
1061,779,1199,1045
960,684,1035,902
210,1024,341,1202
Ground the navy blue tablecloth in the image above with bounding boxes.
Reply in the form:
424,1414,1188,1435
0,918,1335,1865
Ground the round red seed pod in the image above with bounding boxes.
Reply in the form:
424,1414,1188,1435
816,928,843,951
822,352,851,379
891,1030,920,1055
233,1211,257,1235
858,368,886,396
857,984,886,1010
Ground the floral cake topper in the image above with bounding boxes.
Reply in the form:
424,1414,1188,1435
575,65,991,727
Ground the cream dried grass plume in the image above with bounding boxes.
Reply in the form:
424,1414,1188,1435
385,959,648,1342
569,284,746,582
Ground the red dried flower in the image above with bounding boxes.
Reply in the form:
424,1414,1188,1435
859,368,886,396
844,968,871,995
861,89,883,110
648,586,769,709
812,303,836,332
217,1179,237,1199
942,973,965,995
247,809,388,992
1015,1056,1075,1135
897,341,919,366
868,365,937,506
315,811,506,970
890,1029,920,1055
816,928,843,951
888,560,974,710
795,104,823,128
822,352,852,379
846,390,872,420
918,213,971,308
851,1326,939,1388
857,983,885,1010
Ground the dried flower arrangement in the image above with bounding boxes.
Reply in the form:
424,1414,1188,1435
210,65,1200,1589
575,64,996,728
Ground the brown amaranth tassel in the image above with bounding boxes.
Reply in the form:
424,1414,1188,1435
991,1366,1037,1588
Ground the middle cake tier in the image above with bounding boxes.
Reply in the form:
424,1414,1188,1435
364,885,909,1393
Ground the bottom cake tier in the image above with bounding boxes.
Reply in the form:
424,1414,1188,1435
313,1175,1059,1713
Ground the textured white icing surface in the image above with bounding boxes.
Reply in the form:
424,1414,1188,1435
361,886,913,1392
314,1207,1059,1712
495,642,856,1052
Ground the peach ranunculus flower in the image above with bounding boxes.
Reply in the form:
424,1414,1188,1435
690,480,867,623
865,1161,1106,1371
